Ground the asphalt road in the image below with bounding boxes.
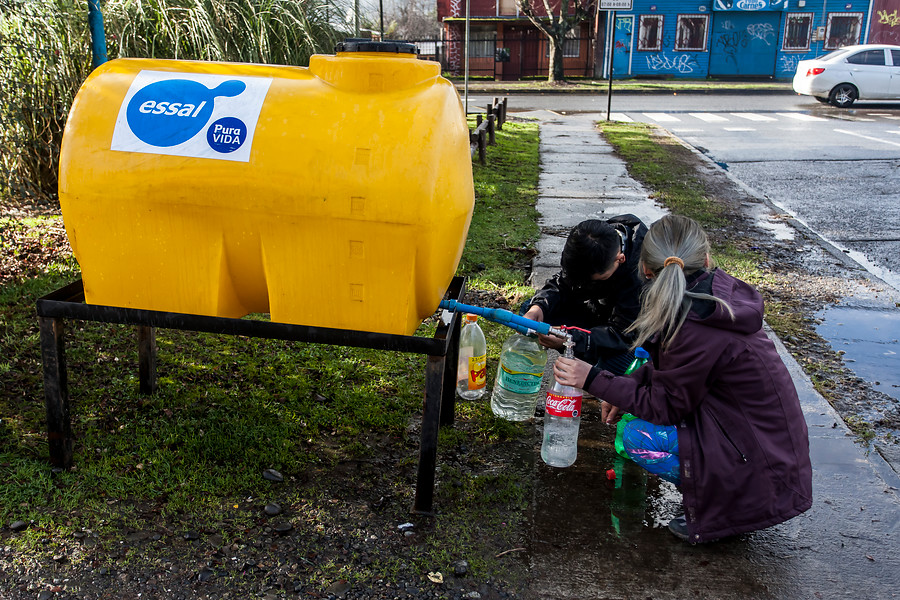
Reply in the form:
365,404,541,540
483,92,900,291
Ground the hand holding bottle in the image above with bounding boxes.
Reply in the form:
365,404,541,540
552,355,592,389
541,337,583,468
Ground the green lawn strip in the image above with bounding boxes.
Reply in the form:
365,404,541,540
0,122,542,583
598,120,777,290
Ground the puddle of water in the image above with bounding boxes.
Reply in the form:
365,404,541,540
754,216,795,241
815,306,900,401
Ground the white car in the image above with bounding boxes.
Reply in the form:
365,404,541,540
792,44,900,108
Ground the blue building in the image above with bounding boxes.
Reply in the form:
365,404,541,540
604,0,871,79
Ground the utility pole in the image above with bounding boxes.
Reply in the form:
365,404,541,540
599,0,631,121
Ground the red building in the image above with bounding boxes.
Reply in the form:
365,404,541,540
437,0,602,80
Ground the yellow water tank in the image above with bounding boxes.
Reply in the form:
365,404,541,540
59,40,474,336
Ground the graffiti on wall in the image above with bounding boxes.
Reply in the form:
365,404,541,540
746,22,775,43
716,31,749,65
878,9,900,26
448,0,462,71
715,22,773,66
779,54,802,73
870,0,900,43
646,53,700,73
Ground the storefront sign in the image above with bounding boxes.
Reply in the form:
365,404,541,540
601,0,633,9
713,0,787,10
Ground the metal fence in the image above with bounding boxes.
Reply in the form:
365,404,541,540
408,36,595,80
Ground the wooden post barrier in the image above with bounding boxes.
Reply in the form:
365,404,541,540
469,98,507,160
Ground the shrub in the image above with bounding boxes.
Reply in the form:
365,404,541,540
0,0,347,205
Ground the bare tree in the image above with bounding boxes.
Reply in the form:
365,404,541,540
390,0,439,38
518,0,593,82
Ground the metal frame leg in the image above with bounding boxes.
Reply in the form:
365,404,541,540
138,326,158,395
412,354,445,516
439,312,461,426
39,316,72,468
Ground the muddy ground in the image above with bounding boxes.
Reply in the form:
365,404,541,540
1,131,899,599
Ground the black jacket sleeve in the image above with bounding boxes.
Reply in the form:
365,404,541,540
524,272,564,317
568,282,641,365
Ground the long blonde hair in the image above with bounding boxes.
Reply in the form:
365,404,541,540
627,215,734,350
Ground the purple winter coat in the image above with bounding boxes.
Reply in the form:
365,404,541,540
587,269,813,543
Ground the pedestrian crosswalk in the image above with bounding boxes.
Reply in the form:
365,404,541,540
607,111,900,126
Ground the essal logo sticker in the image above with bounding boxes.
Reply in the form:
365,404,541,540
545,391,582,418
111,70,272,163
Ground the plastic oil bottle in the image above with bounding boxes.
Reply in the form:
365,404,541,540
456,314,487,400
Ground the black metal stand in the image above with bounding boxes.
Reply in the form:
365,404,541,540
36,277,465,516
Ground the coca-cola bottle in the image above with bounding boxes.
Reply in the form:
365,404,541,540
456,314,487,400
541,337,582,467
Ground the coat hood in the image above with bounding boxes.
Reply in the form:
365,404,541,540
689,269,763,336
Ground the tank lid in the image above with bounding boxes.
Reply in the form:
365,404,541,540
335,39,419,55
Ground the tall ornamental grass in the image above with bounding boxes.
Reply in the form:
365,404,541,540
0,0,91,204
0,0,347,205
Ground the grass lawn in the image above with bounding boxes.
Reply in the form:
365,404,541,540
0,121,542,586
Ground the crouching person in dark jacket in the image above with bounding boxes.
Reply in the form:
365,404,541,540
552,215,813,544
522,214,648,375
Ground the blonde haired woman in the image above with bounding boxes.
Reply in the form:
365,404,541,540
553,215,812,544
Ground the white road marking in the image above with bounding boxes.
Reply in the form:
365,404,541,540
643,113,681,122
724,127,756,132
608,113,633,122
731,112,776,121
776,112,828,122
834,128,900,148
689,112,729,122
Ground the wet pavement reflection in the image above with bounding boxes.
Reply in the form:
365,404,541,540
527,368,900,600
815,306,900,403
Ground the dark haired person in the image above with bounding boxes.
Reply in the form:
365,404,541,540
522,214,648,375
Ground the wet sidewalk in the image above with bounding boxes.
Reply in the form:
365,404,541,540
523,112,900,600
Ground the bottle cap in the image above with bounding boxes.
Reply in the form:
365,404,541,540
465,313,478,323
334,39,419,55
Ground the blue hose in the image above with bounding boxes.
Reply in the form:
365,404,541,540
439,300,567,337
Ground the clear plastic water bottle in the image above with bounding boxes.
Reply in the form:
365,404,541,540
490,332,547,421
541,337,582,468
456,314,487,400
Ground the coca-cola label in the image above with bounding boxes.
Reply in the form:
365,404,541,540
545,391,582,417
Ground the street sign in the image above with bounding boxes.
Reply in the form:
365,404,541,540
600,0,632,8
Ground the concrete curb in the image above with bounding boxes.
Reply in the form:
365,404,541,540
454,85,796,96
